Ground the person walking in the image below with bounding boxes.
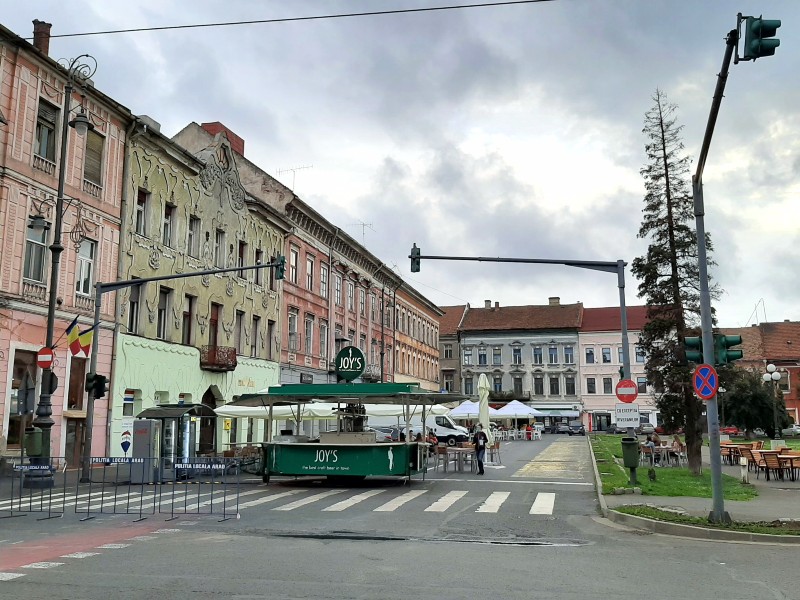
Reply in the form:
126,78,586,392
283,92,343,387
473,424,489,475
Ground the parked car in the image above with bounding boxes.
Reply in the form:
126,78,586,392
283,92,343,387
637,423,655,435
719,426,740,435
752,428,766,437
612,423,629,434
781,424,800,438
555,423,571,434
568,421,586,436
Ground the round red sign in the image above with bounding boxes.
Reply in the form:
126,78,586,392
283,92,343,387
37,346,54,369
615,379,638,403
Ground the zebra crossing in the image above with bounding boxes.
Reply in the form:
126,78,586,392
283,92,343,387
0,485,558,517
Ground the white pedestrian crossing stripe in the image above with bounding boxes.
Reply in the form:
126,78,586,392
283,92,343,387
476,491,510,513
323,489,385,512
374,489,428,512
425,491,467,512
273,489,346,511
530,492,556,515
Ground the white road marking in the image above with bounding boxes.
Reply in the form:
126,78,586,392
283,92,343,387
129,536,157,541
322,489,385,511
373,490,428,512
530,492,556,515
0,573,25,580
153,529,182,534
237,490,302,509
97,543,130,549
21,562,64,569
476,491,510,513
273,490,346,511
425,491,468,512
60,552,99,559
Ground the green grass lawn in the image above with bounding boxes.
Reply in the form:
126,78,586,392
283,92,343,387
590,434,757,501
615,505,800,536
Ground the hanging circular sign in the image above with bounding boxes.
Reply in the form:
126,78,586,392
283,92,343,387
334,346,366,382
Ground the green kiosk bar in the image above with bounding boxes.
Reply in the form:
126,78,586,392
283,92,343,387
247,346,467,483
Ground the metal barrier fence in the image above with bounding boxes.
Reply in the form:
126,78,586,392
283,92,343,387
0,457,68,521
0,456,243,523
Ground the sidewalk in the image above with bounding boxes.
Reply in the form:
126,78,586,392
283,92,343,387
604,446,800,522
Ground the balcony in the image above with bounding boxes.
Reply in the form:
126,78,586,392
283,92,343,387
83,178,103,198
200,345,237,372
33,155,56,176
22,280,47,304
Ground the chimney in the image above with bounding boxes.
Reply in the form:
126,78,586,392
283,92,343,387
32,20,52,55
201,122,245,156
484,300,491,309
494,302,499,309
548,296,560,306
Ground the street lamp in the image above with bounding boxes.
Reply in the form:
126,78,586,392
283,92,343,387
718,387,726,428
32,54,96,468
763,364,782,440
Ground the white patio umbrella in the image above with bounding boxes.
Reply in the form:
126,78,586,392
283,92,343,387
477,373,492,444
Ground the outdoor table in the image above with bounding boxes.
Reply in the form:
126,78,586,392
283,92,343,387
778,455,800,481
447,447,474,473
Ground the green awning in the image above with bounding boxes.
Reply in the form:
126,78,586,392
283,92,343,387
244,382,469,406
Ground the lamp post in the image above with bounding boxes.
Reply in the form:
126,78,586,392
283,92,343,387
718,387,726,428
763,364,782,440
31,54,96,467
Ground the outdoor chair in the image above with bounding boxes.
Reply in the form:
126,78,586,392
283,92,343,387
434,445,449,472
720,445,733,465
640,445,655,466
763,453,790,481
739,447,758,472
751,450,768,478
488,440,501,465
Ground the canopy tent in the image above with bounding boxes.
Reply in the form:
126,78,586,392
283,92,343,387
535,409,581,418
214,402,451,420
494,400,545,418
448,400,499,420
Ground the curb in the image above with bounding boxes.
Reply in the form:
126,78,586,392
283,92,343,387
586,435,608,516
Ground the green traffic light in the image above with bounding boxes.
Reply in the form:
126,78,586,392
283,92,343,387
714,334,743,365
683,336,703,363
744,16,781,60
410,244,421,273
275,255,286,280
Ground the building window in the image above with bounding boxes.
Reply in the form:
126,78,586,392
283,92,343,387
602,347,612,363
234,310,245,354
320,321,328,359
564,346,574,364
565,376,576,395
444,344,453,359
347,281,354,310
464,377,473,395
493,376,503,393
209,303,220,347
214,229,225,268
320,265,329,299
586,377,596,394
549,376,560,395
289,248,298,284
254,249,264,285
635,346,646,363
359,289,365,316
585,348,595,364
186,216,200,257
478,347,487,365
533,376,544,396
128,281,141,334
513,376,523,396
371,295,377,322
463,348,472,366
533,347,543,365
267,320,275,360
603,377,613,394
181,294,195,345
74,239,95,296
548,346,559,364
35,99,58,162
238,241,247,278
269,255,277,291
288,309,298,352
637,377,648,394
135,190,148,236
359,333,366,353
618,346,624,364
250,315,260,357
492,347,502,366
84,131,104,188
156,287,171,340
334,274,342,305
444,373,454,392
512,347,522,365
306,256,314,290
23,224,48,283
305,316,314,355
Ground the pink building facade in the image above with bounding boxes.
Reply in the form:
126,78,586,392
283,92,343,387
0,22,130,465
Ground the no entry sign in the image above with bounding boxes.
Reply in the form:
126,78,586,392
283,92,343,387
37,346,54,369
615,379,638,403
693,363,719,401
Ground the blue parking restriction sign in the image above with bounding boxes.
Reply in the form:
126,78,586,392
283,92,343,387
693,364,719,401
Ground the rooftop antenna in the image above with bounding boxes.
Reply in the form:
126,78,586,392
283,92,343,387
276,164,313,190
348,220,375,245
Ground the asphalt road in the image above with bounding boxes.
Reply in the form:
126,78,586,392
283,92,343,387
1,436,798,599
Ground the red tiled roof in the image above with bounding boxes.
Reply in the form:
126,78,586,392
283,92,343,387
438,305,467,336
719,325,764,369
460,303,583,331
760,321,800,361
580,306,648,332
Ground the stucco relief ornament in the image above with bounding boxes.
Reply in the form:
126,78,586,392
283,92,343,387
226,278,234,297
261,294,269,309
197,315,207,335
148,248,160,270
201,274,211,287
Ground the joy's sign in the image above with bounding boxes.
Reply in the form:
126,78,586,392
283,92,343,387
334,346,366,381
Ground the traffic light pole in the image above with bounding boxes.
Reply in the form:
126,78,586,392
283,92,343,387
79,259,283,483
692,29,737,524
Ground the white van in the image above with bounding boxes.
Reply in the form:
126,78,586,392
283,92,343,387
370,414,469,446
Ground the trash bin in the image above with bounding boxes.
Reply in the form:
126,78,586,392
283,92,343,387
621,437,640,469
24,426,42,457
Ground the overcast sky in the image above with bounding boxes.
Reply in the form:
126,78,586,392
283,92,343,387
7,1,798,327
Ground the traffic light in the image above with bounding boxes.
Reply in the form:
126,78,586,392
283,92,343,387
410,244,421,273
85,373,96,393
714,334,743,365
93,374,109,399
275,255,286,280
684,336,703,363
743,16,781,60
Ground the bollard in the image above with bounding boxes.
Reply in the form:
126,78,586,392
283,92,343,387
739,456,749,484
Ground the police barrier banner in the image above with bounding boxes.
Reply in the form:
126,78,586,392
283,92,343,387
78,457,157,522
0,457,68,521
159,456,241,522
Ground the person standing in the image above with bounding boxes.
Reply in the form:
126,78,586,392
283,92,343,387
473,424,489,475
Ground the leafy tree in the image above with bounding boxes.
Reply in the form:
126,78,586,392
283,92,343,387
721,369,789,438
631,89,719,475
